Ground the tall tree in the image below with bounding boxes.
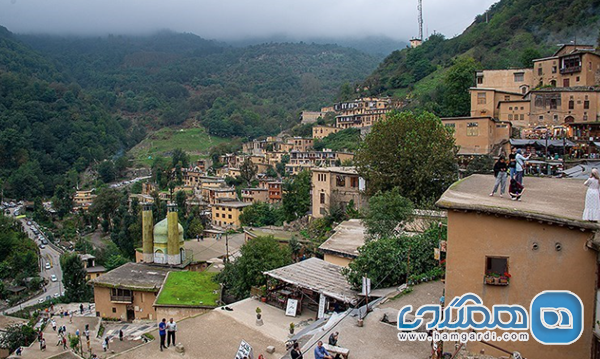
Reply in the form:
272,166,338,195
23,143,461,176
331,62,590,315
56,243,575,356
171,148,190,168
282,170,311,221
240,157,257,186
355,111,457,205
52,185,73,219
215,236,292,299
61,253,92,302
363,188,414,240
441,57,479,117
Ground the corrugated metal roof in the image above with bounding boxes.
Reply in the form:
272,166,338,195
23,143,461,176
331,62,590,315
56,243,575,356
264,258,358,304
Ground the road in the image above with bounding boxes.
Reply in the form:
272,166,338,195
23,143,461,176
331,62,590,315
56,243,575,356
4,206,64,314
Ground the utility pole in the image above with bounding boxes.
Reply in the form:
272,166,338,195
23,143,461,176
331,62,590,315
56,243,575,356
417,0,423,40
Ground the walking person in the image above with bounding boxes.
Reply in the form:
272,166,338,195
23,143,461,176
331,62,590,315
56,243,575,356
515,149,530,184
166,318,177,347
583,169,600,221
490,156,508,197
290,342,303,359
508,147,517,179
119,329,124,341
104,336,110,350
159,318,167,351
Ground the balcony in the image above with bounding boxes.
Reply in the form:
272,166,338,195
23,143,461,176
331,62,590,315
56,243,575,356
560,66,581,75
110,295,133,303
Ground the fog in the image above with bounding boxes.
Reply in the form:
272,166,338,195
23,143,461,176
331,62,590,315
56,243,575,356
0,0,497,41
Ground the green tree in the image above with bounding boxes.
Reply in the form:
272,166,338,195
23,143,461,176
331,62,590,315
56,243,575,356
342,224,443,289
355,111,457,205
175,191,187,217
215,236,292,299
61,253,92,302
52,185,73,219
239,202,283,227
520,48,542,68
0,324,36,353
282,170,311,221
186,216,204,239
97,161,117,183
240,157,257,185
90,188,122,232
171,148,190,168
363,189,414,240
104,254,130,271
441,57,479,117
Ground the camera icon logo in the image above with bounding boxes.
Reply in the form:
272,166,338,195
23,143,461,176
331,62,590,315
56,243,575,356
530,291,583,345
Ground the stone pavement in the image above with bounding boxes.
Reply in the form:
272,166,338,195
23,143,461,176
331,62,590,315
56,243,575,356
9,303,147,359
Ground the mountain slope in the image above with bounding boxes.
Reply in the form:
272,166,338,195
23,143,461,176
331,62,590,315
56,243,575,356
361,0,600,115
19,32,380,139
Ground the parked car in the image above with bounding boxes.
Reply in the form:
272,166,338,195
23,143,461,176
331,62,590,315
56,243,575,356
38,297,45,304
53,293,60,298
27,221,32,226
45,263,51,270
51,275,57,282
39,244,45,249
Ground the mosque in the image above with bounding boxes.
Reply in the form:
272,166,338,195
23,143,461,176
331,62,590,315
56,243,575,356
141,202,185,265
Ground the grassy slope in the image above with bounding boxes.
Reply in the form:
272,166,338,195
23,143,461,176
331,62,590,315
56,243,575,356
129,125,228,166
156,271,220,306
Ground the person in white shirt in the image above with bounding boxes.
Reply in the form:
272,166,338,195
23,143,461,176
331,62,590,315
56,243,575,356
514,149,530,184
166,318,177,347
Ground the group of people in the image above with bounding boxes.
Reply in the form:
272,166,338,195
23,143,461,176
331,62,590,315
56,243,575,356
289,332,342,359
490,147,528,201
158,317,178,351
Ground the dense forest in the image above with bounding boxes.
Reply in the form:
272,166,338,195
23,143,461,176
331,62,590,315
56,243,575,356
0,26,379,199
361,0,600,116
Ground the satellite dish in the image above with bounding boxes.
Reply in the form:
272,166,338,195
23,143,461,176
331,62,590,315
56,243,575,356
512,352,523,359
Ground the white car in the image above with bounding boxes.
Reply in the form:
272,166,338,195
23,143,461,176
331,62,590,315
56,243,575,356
38,297,45,304
45,263,51,270
53,293,60,298
51,275,57,282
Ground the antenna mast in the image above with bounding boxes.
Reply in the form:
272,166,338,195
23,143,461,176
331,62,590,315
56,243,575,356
418,0,423,40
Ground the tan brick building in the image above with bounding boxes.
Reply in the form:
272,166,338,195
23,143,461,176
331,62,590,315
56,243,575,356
334,97,400,129
241,188,269,203
437,174,600,359
441,116,511,155
312,125,340,139
211,201,251,228
311,167,366,219
91,263,174,321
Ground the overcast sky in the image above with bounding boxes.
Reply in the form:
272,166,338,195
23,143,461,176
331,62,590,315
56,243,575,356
0,0,498,41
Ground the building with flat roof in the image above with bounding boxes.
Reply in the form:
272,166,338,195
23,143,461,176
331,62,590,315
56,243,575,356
441,116,511,156
318,219,366,267
437,174,600,359
211,201,251,229
91,262,176,321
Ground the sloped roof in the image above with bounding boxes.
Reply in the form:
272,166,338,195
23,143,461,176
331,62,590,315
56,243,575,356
90,262,175,292
318,219,366,259
264,258,358,304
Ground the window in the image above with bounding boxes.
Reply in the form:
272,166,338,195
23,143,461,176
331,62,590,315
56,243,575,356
584,100,590,110
552,66,557,74
514,72,525,82
520,107,524,110
336,175,346,187
477,76,483,84
350,177,358,188
550,98,557,109
477,92,486,104
466,122,479,136
319,192,325,204
539,115,544,121
505,96,511,101
508,114,513,120
576,76,580,82
509,107,513,111
590,62,593,71
228,214,232,219
112,308,117,313
215,213,219,218
486,257,508,276
569,100,574,110
563,78,570,87
520,114,525,121
550,80,556,87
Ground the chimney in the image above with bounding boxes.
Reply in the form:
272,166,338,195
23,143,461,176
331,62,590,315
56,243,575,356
141,203,154,263
167,203,181,265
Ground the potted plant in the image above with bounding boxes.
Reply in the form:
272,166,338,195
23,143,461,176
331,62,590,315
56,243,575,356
289,322,295,335
256,307,262,320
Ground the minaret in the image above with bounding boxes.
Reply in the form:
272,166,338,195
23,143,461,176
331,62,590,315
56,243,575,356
141,202,154,263
167,203,181,265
